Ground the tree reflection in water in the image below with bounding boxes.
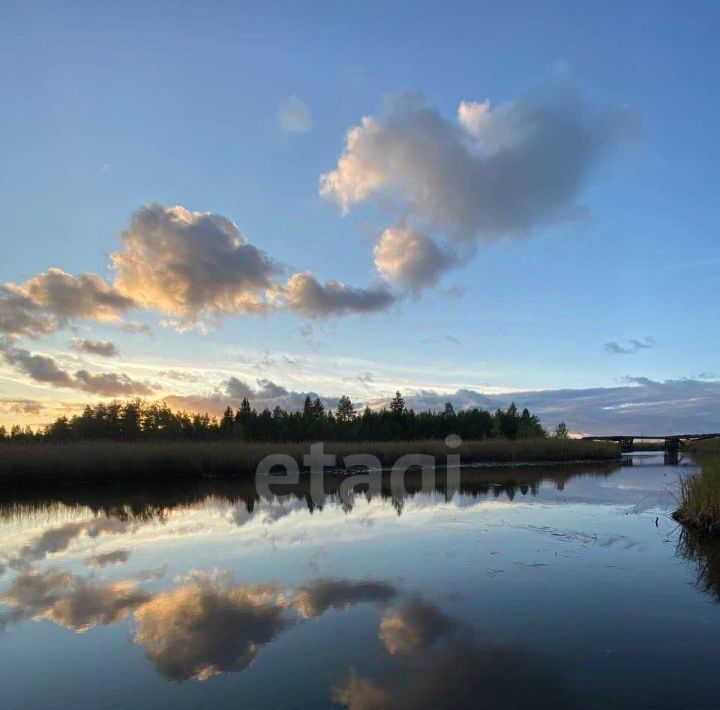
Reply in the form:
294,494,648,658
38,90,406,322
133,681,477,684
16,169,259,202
0,463,618,524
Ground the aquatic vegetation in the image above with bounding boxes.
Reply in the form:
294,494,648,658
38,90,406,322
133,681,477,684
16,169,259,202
674,439,720,533
0,438,619,487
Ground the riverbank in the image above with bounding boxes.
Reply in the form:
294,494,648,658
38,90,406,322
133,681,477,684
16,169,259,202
0,438,619,487
674,439,720,533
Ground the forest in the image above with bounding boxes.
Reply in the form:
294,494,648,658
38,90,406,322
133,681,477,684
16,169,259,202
0,391,559,444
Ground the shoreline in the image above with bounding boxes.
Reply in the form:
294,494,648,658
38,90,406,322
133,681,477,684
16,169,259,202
0,460,620,517
0,438,620,488
674,440,720,534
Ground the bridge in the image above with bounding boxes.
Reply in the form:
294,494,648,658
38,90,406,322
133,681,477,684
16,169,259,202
582,433,720,454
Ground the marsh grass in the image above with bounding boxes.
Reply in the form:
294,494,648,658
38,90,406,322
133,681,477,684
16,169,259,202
0,438,619,487
674,439,720,533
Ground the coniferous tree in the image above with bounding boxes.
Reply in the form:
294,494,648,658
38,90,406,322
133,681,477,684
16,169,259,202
1,392,551,445
302,396,314,419
312,397,325,418
336,395,355,422
121,400,142,440
390,391,406,417
220,406,234,437
238,398,252,417
554,422,569,439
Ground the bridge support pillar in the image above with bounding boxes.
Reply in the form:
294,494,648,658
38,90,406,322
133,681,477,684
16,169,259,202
620,437,634,453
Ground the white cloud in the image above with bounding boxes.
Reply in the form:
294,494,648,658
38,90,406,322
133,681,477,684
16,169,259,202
373,225,456,292
322,86,637,288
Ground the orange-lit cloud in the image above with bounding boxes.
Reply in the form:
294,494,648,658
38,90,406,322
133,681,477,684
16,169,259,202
112,204,279,327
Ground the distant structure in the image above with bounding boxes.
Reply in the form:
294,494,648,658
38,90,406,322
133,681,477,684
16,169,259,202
582,433,720,454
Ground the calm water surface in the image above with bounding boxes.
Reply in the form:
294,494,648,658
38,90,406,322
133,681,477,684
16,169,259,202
1,453,719,709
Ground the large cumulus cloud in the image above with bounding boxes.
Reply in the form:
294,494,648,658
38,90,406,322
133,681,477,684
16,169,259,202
322,87,636,289
111,204,279,326
108,204,396,325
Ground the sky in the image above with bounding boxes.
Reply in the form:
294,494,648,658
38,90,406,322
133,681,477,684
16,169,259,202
0,0,719,434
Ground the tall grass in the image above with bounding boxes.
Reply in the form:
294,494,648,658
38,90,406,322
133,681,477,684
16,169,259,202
0,438,619,487
674,439,720,533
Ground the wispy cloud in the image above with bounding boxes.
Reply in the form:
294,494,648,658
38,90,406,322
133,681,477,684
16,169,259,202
344,372,374,387
0,340,155,396
71,338,119,358
604,336,655,354
277,96,313,134
421,334,462,346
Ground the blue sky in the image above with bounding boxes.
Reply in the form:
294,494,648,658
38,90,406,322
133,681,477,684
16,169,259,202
0,1,718,433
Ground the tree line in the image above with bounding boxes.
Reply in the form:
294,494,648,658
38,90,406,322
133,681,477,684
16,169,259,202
0,391,565,444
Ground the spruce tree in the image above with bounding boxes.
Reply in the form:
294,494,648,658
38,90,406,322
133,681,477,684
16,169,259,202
390,391,406,417
336,395,355,422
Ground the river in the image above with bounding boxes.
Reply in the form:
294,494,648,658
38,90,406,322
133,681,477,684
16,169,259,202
0,452,717,709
